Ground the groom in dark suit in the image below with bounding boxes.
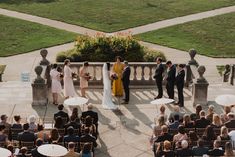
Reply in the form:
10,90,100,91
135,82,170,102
122,61,131,104
175,64,185,107
153,57,164,99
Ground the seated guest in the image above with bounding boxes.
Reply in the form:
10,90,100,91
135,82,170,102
224,142,235,157
0,124,8,146
169,114,180,129
7,144,14,157
202,125,217,141
155,140,175,157
168,106,184,122
54,116,64,129
17,123,36,144
17,147,30,157
224,112,235,128
182,114,194,128
173,125,188,147
80,127,97,150
190,104,202,121
65,115,81,135
211,114,222,128
54,104,69,124
207,140,224,156
192,139,209,156
175,140,193,157
35,124,49,143
31,138,46,157
188,131,198,146
157,105,168,123
64,142,80,157
81,116,97,138
152,115,166,135
27,115,37,131
12,115,22,129
149,124,161,148
80,142,93,157
48,128,62,144
81,104,98,130
64,126,80,144
217,126,230,141
0,114,11,133
195,110,210,128
71,108,80,123
155,125,173,143
206,105,215,123
220,106,231,123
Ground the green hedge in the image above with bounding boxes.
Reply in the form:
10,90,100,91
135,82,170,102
56,34,166,62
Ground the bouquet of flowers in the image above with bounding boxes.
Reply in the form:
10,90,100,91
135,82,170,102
72,72,78,78
59,73,64,78
111,73,118,80
85,73,92,81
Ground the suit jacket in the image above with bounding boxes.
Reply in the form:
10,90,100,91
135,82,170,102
192,146,208,156
154,63,164,81
18,131,36,142
175,69,185,87
176,148,193,157
31,148,46,157
81,111,98,125
166,65,176,84
80,134,97,148
54,111,69,122
64,135,80,143
155,133,173,142
195,117,210,128
225,119,235,128
122,66,131,85
207,148,224,156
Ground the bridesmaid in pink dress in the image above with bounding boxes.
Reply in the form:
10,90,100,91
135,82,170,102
50,64,62,105
79,62,90,97
63,59,76,99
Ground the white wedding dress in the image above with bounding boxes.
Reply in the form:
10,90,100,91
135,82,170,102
102,63,117,110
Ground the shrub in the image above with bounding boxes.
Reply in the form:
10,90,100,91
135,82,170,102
56,34,166,62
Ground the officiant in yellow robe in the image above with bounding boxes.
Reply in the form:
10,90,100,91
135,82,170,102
112,56,124,96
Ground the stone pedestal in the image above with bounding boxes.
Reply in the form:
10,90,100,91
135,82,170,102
32,83,48,106
31,66,48,106
192,82,209,106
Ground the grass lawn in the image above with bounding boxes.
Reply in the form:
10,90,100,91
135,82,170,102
0,15,77,57
136,13,235,58
0,0,234,32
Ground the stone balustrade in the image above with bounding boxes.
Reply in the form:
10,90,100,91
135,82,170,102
56,62,193,88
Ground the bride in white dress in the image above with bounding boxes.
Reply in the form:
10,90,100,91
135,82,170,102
102,63,118,110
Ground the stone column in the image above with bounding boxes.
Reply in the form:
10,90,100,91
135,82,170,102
32,66,48,106
188,49,199,67
39,49,51,88
192,66,209,106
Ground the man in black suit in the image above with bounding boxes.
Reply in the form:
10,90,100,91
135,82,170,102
81,104,98,130
153,57,164,99
207,140,224,156
80,127,97,152
122,61,131,104
165,61,176,99
54,104,69,123
195,110,210,128
155,125,173,142
175,64,185,107
18,123,36,144
31,138,46,157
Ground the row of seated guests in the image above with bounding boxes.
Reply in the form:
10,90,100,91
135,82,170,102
152,125,235,156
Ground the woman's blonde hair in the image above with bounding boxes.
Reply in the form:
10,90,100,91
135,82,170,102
163,140,171,150
221,126,228,136
213,114,221,126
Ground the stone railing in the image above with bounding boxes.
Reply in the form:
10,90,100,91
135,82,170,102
57,62,194,88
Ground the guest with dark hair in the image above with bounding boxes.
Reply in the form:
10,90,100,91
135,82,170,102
0,114,11,132
112,56,124,96
190,104,202,121
80,127,97,151
65,115,81,135
182,114,194,128
155,125,173,143
192,139,209,156
81,104,98,133
173,125,188,147
195,110,210,128
31,138,46,157
17,147,30,157
54,104,69,123
64,126,80,144
80,142,93,157
188,131,198,142
165,60,176,99
12,115,22,129
81,116,97,138
202,125,217,141
35,124,49,142
169,114,180,129
207,140,224,156
18,123,36,144
0,124,8,146
48,128,62,144
54,116,64,129
79,61,90,97
7,144,14,157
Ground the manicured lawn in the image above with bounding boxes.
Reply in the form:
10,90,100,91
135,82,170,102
136,13,235,58
0,15,77,57
0,0,234,32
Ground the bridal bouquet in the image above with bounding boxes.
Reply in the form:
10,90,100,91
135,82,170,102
72,72,78,78
111,73,118,80
85,72,92,81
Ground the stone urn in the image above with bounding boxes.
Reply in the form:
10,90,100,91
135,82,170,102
197,65,207,83
33,66,45,84
40,49,50,66
188,49,198,66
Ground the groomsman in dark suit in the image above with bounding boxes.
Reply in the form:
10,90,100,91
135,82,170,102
153,57,164,99
166,61,176,99
175,64,185,107
122,61,131,104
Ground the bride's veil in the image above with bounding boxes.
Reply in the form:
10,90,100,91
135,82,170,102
102,63,109,90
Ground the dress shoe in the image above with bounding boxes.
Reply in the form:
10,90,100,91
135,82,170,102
154,96,162,99
121,101,128,104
